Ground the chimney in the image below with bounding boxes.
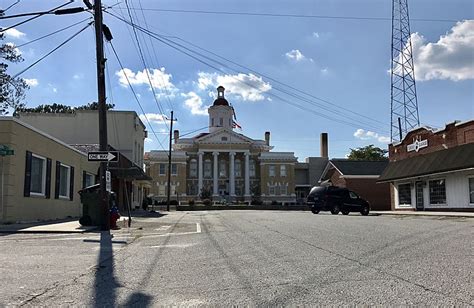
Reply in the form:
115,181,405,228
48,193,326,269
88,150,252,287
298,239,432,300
174,130,179,144
265,131,270,146
320,132,328,158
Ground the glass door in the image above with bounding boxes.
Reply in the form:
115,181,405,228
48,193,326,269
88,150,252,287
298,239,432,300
415,181,424,211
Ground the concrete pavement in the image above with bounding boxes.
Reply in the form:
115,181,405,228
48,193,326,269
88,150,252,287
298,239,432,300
0,210,472,306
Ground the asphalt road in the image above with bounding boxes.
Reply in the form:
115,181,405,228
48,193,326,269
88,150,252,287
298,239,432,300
1,211,472,306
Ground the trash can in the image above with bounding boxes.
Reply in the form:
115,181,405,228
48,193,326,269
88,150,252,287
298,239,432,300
78,184,103,226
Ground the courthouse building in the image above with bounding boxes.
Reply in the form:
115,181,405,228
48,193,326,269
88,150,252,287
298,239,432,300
145,86,298,203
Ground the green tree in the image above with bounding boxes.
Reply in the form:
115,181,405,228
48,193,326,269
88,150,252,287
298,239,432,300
347,144,388,161
14,102,115,114
1,20,29,114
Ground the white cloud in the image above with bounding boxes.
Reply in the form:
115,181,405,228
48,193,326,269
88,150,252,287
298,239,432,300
354,129,390,144
116,67,177,95
196,72,272,102
73,74,83,80
182,91,209,115
395,20,474,81
144,137,153,143
312,32,320,38
285,49,306,61
24,78,38,87
139,113,170,125
320,68,329,74
4,28,26,39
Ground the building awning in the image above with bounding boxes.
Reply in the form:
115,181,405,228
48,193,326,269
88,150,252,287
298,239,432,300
378,143,474,183
109,166,152,181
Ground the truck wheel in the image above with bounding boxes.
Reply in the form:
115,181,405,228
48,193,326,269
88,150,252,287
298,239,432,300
330,204,340,215
360,206,369,216
342,209,350,215
311,209,320,214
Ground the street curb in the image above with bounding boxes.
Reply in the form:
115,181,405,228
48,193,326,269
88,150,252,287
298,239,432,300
371,212,474,218
177,205,311,211
0,227,99,234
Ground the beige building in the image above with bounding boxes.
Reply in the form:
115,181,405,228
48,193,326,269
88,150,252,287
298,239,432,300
145,86,297,204
0,117,98,223
16,110,149,209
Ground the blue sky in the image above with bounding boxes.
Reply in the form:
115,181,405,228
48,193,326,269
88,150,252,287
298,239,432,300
2,0,473,160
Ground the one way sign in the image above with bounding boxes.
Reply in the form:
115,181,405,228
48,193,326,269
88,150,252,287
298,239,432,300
88,151,119,162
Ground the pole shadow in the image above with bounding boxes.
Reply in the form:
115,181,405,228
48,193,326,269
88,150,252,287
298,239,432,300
92,231,119,307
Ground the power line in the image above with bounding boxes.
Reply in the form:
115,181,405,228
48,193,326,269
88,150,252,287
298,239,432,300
108,41,167,152
13,21,93,78
0,1,73,32
16,17,92,48
123,0,170,132
107,11,390,133
2,0,20,13
115,7,460,23
136,0,174,111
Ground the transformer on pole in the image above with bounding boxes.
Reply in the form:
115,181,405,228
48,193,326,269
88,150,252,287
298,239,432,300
390,0,420,142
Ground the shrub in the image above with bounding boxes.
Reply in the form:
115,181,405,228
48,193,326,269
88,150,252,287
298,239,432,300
169,200,179,206
188,199,195,206
271,200,280,206
251,199,263,206
202,199,212,206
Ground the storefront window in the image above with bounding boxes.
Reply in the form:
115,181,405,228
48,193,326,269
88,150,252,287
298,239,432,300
189,159,197,177
429,179,446,205
398,183,411,205
469,178,474,204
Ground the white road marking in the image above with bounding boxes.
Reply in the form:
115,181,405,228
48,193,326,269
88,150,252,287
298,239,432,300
155,225,171,231
149,243,196,248
196,223,201,233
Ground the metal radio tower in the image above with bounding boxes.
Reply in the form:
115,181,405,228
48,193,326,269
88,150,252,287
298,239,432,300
390,0,420,142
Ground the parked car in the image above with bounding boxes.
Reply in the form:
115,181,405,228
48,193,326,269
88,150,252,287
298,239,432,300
306,185,370,215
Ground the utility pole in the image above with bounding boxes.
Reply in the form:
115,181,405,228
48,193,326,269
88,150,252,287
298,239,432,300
166,111,175,211
93,0,110,230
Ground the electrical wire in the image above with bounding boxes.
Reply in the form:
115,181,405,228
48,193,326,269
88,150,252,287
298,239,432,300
107,11,390,134
16,17,92,48
13,21,93,78
123,0,170,132
0,1,73,32
114,7,461,23
2,0,20,13
108,41,168,152
136,0,174,111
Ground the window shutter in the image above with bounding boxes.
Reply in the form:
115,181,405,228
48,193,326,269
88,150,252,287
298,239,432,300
24,151,32,197
69,166,74,201
45,158,52,199
55,161,61,199
82,170,87,188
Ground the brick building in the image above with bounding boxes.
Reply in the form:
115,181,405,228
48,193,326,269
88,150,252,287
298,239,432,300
319,159,391,210
378,120,474,211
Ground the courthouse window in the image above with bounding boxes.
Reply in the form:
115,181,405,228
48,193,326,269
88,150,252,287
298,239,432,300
171,164,178,176
235,159,241,177
280,165,287,177
429,179,446,205
249,160,256,177
190,159,197,177
204,160,212,178
159,164,166,175
398,183,411,205
269,165,275,177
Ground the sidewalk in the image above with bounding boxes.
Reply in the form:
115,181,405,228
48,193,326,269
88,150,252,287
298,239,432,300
371,210,474,218
0,220,97,234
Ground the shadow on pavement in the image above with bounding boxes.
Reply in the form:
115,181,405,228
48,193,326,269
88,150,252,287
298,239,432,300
123,292,153,307
93,231,118,307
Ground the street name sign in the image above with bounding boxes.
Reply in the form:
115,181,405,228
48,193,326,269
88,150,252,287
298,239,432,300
87,151,119,162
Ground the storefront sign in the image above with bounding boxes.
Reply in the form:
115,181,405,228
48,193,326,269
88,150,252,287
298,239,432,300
407,139,428,152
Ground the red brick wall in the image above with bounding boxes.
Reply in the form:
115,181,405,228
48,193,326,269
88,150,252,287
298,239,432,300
345,179,391,210
389,120,474,162
328,169,346,187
